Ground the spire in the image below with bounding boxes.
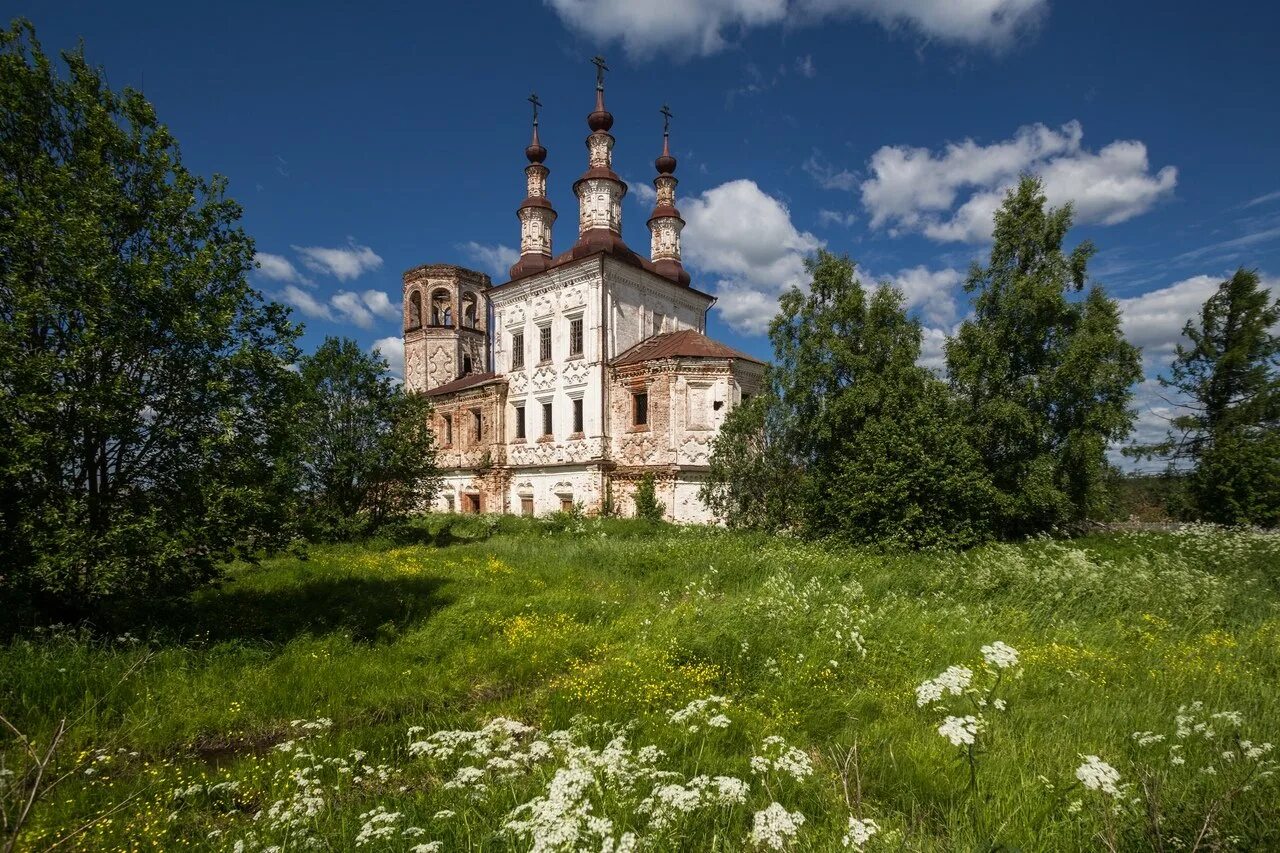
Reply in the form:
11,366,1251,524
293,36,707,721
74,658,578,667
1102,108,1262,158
648,103,689,286
573,55,628,253
510,91,557,280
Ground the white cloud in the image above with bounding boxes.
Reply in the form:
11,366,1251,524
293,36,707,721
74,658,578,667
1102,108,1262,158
330,290,400,329
1176,226,1280,262
546,0,1047,59
881,265,965,327
817,209,858,227
370,336,405,378
795,54,817,77
1243,189,1280,208
1117,272,1279,368
360,289,401,321
681,179,824,334
292,241,384,281
628,178,658,206
278,285,333,320
918,325,950,374
861,121,1177,243
255,252,303,282
458,241,519,281
803,151,858,191
1116,274,1217,367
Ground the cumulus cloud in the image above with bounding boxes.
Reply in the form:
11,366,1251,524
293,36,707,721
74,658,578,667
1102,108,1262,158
627,178,658,206
1117,272,1279,368
458,241,519,280
255,252,304,282
278,285,333,320
861,120,1177,243
546,0,1047,59
681,179,824,334
918,324,950,374
1116,274,1217,367
328,290,400,329
292,241,384,281
881,265,965,327
370,336,405,378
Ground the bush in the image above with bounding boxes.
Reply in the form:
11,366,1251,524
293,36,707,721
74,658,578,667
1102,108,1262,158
634,473,666,523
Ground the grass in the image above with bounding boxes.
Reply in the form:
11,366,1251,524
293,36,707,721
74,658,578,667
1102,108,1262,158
2,516,1278,851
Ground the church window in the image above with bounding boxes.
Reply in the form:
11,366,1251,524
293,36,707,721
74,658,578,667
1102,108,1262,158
511,332,524,369
430,289,451,326
542,401,553,437
444,494,455,512
652,313,665,337
408,291,422,328
560,497,574,512
514,405,526,439
471,408,482,441
462,292,478,329
633,391,648,427
572,398,584,433
539,325,552,362
569,317,584,356
521,496,534,516
463,354,473,374
464,493,480,514
442,414,453,446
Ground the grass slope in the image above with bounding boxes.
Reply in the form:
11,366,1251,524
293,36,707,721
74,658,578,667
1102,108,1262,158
2,517,1278,851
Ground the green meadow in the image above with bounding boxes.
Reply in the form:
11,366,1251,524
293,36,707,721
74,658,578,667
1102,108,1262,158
3,518,1278,851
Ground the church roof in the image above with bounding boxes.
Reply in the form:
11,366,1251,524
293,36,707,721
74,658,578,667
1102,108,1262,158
421,372,502,397
611,330,765,367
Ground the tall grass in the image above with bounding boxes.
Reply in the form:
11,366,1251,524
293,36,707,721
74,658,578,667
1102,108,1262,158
1,519,1277,850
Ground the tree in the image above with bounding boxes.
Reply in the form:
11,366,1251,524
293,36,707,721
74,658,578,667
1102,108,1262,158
946,176,1142,535
699,392,802,531
0,20,302,616
1131,269,1280,525
295,338,439,538
633,472,665,523
704,251,994,547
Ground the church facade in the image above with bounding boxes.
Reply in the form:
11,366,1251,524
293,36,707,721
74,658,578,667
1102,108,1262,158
402,66,764,523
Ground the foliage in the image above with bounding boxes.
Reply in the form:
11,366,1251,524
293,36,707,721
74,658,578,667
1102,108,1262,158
0,20,301,618
946,176,1142,536
2,524,1278,850
1130,268,1280,526
633,472,665,522
730,250,994,547
295,337,440,539
699,393,803,532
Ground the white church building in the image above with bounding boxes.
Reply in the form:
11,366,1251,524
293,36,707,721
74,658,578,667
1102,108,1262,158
402,62,764,523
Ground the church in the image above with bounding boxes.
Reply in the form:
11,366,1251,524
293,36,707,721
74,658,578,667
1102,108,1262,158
402,60,765,523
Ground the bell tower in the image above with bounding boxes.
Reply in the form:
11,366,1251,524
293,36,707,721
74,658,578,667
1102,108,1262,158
402,264,491,392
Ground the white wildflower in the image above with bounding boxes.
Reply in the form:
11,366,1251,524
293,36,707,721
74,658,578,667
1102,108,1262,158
410,844,443,853
938,715,982,747
1076,756,1122,797
842,816,879,849
750,802,805,850
750,736,813,782
980,641,1020,669
915,666,973,707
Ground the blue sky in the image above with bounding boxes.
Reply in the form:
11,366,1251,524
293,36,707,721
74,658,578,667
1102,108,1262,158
21,0,1280,456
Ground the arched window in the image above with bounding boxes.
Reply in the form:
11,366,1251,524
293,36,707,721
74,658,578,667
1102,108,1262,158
463,354,473,374
461,292,478,329
407,291,422,328
430,289,452,326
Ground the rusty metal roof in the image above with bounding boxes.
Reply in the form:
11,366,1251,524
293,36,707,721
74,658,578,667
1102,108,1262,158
611,330,765,367
421,372,502,397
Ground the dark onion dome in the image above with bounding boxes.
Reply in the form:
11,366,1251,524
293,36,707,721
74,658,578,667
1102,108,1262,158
525,124,547,163
587,88,613,132
655,135,676,175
